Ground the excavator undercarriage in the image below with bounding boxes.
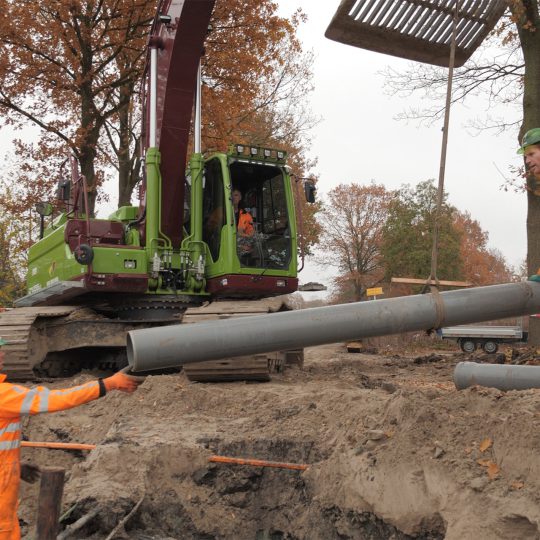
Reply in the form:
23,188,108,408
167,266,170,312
0,297,302,382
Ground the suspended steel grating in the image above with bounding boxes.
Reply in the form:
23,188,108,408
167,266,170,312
325,0,507,67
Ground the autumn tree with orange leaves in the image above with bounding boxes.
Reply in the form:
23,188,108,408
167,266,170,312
0,0,316,213
0,0,154,215
316,183,395,302
454,211,514,286
203,2,316,158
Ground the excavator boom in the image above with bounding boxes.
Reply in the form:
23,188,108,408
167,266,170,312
142,0,215,247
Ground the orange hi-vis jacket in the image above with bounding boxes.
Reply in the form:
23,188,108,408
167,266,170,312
237,209,254,236
0,374,102,539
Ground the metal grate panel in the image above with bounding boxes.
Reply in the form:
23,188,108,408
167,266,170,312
325,0,507,67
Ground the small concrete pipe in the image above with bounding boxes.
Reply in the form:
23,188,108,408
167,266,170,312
127,282,540,372
454,362,540,391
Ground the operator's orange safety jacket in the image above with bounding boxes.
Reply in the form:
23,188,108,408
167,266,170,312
237,209,254,236
0,374,104,539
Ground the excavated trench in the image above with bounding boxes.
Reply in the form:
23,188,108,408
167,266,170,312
54,438,446,540
22,347,540,540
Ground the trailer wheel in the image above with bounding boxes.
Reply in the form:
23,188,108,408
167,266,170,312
482,341,498,354
460,340,476,353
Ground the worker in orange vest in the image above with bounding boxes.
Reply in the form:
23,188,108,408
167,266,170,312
0,337,144,540
231,188,254,260
232,188,254,237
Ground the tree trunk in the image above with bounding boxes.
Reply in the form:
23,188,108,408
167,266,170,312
117,82,142,208
79,144,98,217
518,3,540,343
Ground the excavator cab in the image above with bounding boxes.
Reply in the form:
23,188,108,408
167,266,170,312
201,145,298,298
17,143,300,311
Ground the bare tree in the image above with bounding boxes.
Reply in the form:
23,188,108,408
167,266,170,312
383,3,540,341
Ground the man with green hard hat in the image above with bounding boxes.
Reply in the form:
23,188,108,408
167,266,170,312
0,336,144,539
518,127,540,180
519,128,540,283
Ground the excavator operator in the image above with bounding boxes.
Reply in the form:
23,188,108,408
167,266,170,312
0,337,144,539
232,188,255,262
232,188,254,237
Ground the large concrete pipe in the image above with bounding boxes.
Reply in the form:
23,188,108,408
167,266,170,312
127,282,540,372
454,362,540,391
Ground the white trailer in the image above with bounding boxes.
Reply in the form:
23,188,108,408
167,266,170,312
440,325,527,354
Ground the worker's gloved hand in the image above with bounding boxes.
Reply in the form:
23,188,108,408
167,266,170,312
20,463,41,484
103,367,145,393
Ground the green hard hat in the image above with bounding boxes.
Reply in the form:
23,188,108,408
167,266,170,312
0,337,7,347
518,128,540,154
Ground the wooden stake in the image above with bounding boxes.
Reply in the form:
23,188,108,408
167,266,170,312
36,467,65,540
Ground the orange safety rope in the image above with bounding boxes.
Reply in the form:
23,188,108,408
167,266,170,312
208,455,308,471
22,442,309,471
21,441,97,451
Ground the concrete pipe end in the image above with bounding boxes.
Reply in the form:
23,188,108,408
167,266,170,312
126,332,138,372
454,361,475,390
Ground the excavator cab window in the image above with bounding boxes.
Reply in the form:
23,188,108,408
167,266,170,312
229,161,291,270
202,158,226,262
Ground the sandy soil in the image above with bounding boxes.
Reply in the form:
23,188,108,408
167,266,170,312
16,343,540,540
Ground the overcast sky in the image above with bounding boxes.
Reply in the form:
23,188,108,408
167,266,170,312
276,1,527,293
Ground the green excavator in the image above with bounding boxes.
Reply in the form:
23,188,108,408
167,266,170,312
1,0,313,381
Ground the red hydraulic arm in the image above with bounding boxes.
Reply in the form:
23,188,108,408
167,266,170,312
142,0,215,248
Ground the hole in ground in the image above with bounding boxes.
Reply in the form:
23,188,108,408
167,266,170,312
59,438,447,539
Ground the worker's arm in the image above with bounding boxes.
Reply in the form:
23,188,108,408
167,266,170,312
0,371,141,418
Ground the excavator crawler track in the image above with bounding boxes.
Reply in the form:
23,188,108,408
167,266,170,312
0,306,78,381
182,298,303,382
0,305,182,381
0,298,303,383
